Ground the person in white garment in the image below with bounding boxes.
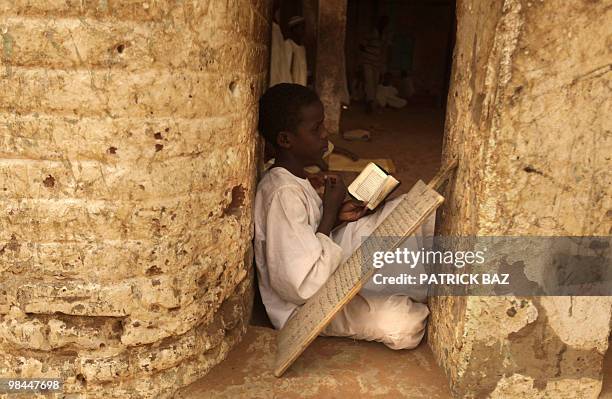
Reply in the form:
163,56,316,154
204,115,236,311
254,84,432,350
285,16,308,86
269,7,292,87
360,16,392,113
376,72,408,109
264,139,359,175
263,139,359,201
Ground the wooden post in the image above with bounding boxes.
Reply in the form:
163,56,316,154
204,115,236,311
315,0,347,135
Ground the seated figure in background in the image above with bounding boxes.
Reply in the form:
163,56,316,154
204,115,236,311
376,72,408,109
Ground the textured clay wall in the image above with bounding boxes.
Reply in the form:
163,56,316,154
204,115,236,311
430,0,612,397
0,1,269,397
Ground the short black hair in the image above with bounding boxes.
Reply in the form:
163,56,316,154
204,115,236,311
258,83,320,147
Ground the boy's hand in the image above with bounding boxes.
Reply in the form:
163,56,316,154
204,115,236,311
317,175,347,236
338,200,369,222
322,175,346,214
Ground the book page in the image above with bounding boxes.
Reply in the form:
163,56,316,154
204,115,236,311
354,169,386,200
368,180,386,209
369,176,400,209
348,163,388,203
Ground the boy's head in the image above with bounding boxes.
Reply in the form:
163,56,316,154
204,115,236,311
258,83,328,166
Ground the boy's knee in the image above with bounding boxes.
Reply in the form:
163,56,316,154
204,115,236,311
381,327,426,350
371,297,429,349
378,313,427,349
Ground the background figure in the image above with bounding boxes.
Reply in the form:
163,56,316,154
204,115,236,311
269,5,292,87
360,16,390,112
376,72,407,109
285,16,308,86
350,65,366,101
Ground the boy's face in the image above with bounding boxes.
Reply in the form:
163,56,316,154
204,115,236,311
279,100,328,166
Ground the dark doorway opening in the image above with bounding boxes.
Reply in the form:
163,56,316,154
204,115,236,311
340,0,456,191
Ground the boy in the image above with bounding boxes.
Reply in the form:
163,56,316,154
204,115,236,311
254,84,431,350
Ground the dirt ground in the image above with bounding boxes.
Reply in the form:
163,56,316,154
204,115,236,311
177,326,452,399
600,338,612,398
334,104,444,193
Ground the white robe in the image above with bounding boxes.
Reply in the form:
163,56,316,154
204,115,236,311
376,84,408,108
254,167,433,349
286,39,307,86
269,23,292,87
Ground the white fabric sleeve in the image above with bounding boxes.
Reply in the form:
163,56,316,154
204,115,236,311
265,187,344,305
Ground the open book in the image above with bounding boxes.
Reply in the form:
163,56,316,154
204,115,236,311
348,162,400,210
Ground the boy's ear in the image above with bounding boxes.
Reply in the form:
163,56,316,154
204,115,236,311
277,131,292,149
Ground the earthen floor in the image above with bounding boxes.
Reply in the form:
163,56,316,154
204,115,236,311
177,326,452,399
600,336,612,398
336,104,444,192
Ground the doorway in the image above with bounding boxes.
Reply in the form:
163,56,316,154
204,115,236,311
339,0,456,193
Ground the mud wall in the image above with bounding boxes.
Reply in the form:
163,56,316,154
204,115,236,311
430,0,612,397
0,1,269,397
